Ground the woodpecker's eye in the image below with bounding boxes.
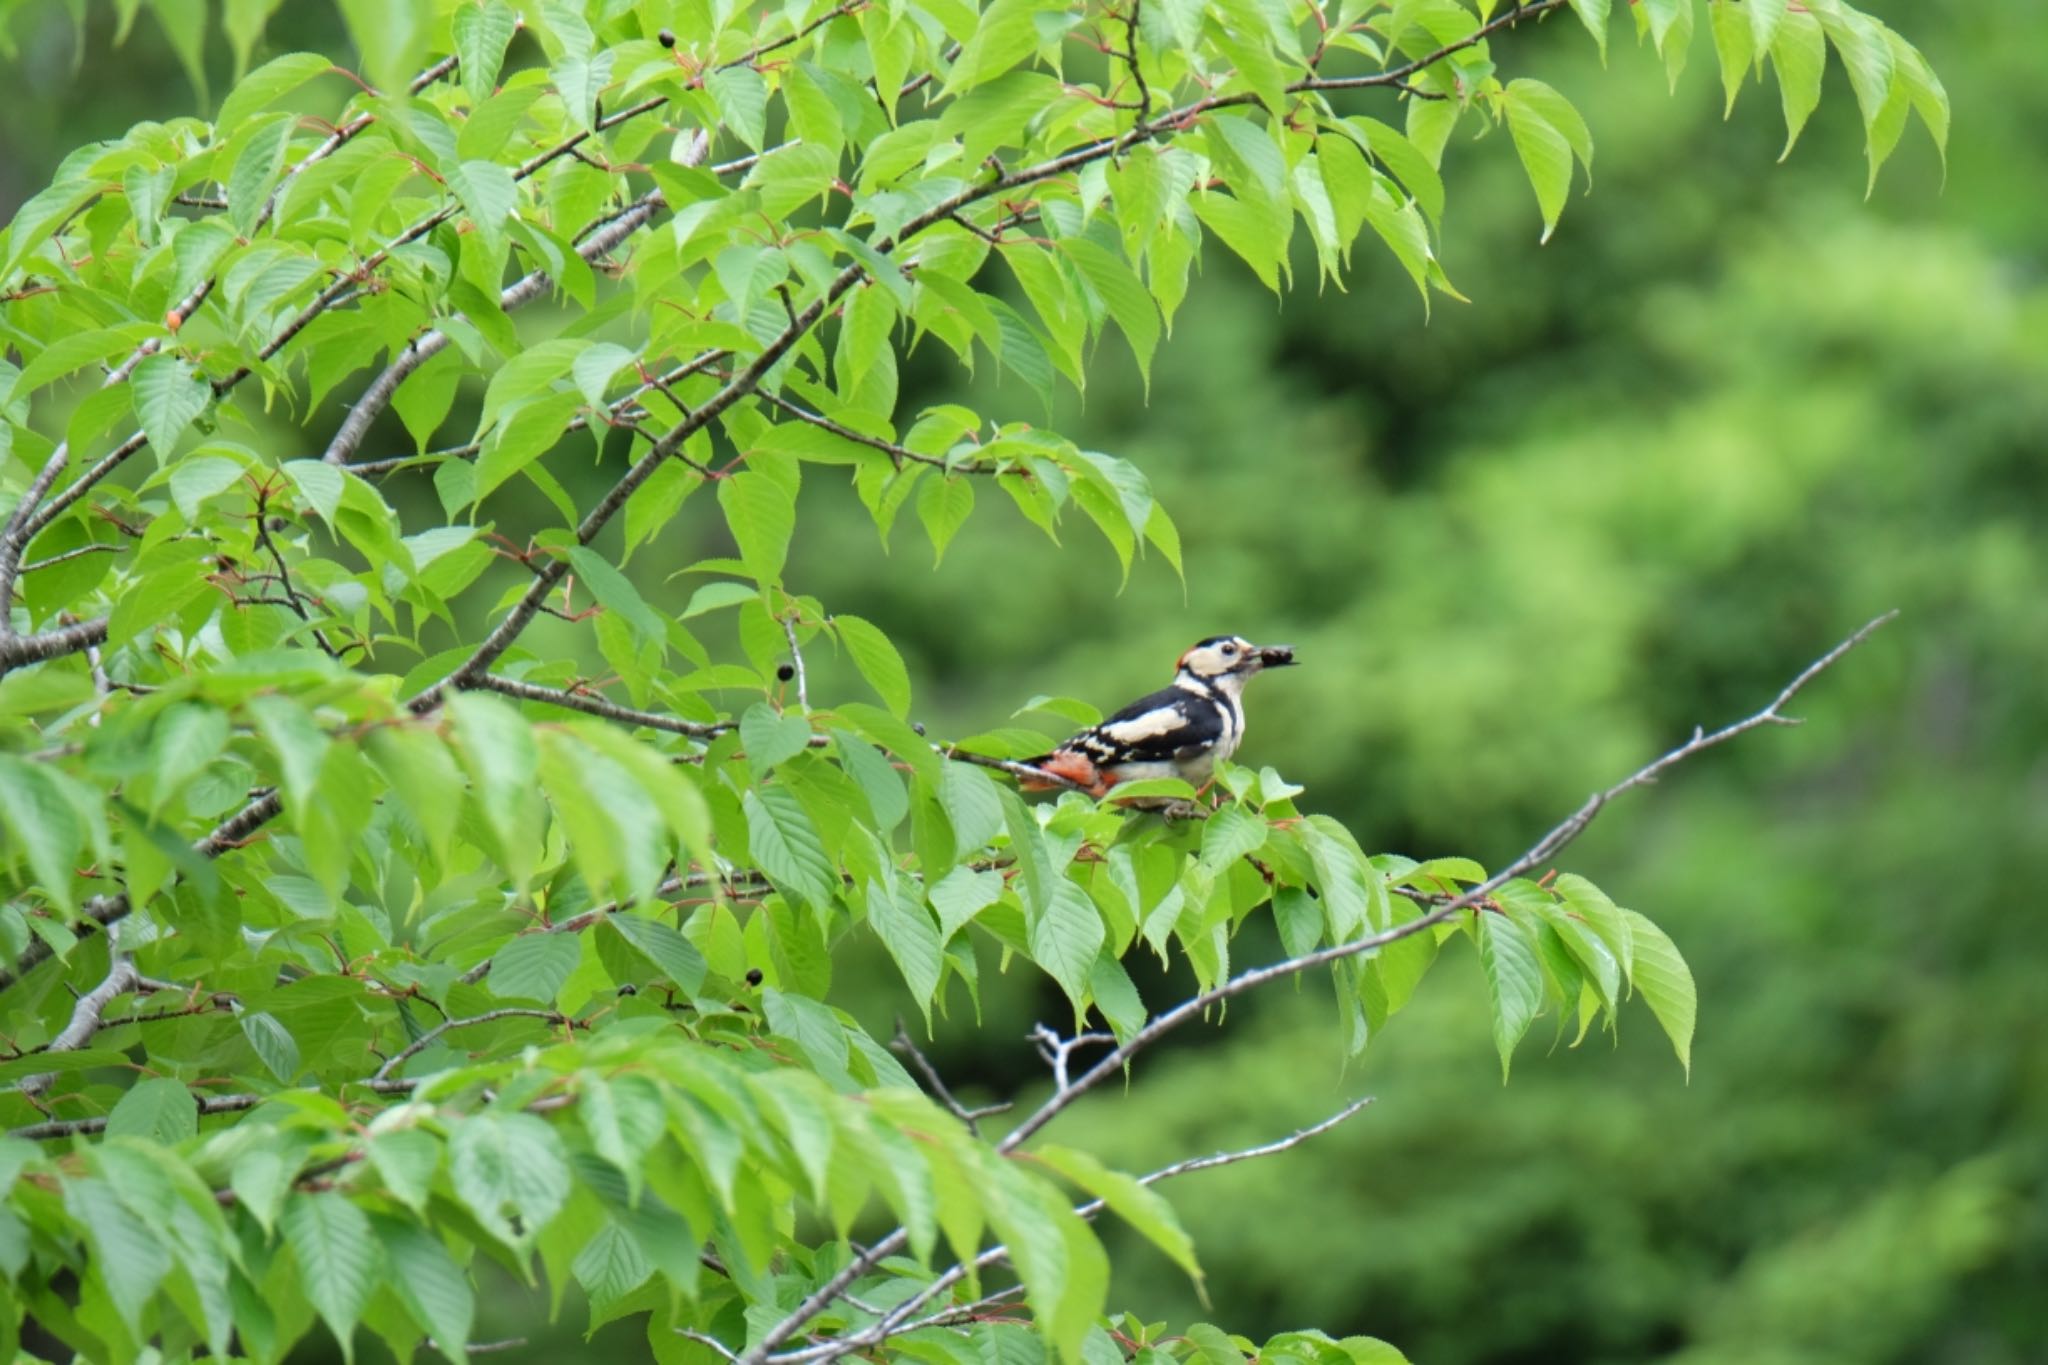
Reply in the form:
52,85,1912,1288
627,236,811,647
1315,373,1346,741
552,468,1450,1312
1221,643,1237,657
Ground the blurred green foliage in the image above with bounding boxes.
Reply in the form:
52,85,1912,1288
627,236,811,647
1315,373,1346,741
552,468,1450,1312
2,0,2040,1361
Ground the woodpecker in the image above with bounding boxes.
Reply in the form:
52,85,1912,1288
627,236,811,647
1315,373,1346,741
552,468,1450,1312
1020,636,1298,797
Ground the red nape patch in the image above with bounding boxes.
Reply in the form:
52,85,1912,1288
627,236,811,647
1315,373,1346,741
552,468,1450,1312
1019,750,1112,796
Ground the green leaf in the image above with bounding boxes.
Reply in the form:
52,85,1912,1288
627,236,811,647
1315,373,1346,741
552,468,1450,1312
131,352,211,456
446,159,518,256
566,546,667,646
0,755,83,912
147,702,229,812
335,0,427,99
718,472,796,587
489,932,580,1003
1567,0,1610,57
1622,908,1696,1077
835,614,914,716
609,914,709,995
1030,878,1105,1013
106,1076,200,1144
239,1010,301,1082
741,702,813,772
1034,1144,1201,1283
942,0,1045,95
373,1214,475,1365
868,880,945,1022
1709,0,1755,115
744,786,838,908
448,692,543,886
1477,912,1543,1080
149,0,212,106
1060,238,1161,387
1502,80,1591,244
453,0,518,106
226,113,293,235
282,1191,382,1359
1747,0,1787,51
916,474,976,566
1198,804,1268,872
840,701,944,785
1769,10,1826,160
449,1112,570,1247
939,760,1005,854
64,1178,171,1331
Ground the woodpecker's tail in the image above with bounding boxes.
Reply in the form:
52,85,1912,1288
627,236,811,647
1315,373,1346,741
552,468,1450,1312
1019,750,1109,794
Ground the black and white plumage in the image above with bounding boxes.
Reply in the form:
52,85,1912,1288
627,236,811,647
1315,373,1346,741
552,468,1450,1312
1021,636,1297,797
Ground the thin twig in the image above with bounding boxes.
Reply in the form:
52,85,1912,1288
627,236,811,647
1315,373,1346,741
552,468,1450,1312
472,673,731,739
19,543,121,574
370,1008,568,1083
11,1091,261,1140
1122,0,1152,123
1029,1023,1116,1095
945,746,1089,792
782,615,810,711
890,1020,1007,1136
677,1329,741,1362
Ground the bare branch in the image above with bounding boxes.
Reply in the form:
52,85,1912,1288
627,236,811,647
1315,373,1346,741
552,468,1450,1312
11,1091,261,1140
1121,0,1152,123
781,615,810,711
944,746,1091,793
1301,0,1567,94
1115,1095,1375,1189
1029,1023,1116,1095
677,1330,742,1363
371,1008,568,1083
891,1021,1008,1136
13,953,138,1097
19,543,122,574
472,673,732,739
752,389,1002,472
0,617,110,677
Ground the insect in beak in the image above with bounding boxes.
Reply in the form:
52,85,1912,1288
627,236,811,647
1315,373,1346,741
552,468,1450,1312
1254,645,1297,668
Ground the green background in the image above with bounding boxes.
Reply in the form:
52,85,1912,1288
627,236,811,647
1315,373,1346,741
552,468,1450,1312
4,2,2042,1361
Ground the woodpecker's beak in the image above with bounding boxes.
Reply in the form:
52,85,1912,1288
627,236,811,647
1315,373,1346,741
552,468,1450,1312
1254,644,1297,669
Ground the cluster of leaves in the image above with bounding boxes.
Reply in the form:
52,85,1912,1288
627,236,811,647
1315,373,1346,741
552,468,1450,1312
0,0,1924,1360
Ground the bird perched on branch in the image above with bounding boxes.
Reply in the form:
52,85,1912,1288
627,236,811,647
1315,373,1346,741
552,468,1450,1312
1020,636,1297,798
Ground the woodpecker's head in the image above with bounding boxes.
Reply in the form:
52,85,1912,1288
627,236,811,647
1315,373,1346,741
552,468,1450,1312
1176,636,1297,683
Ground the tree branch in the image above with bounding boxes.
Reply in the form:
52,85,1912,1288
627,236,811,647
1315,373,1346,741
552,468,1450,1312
10,1091,260,1140
371,1008,569,1083
891,1021,1010,1136
782,615,810,711
0,616,110,677
12,952,137,1097
471,673,732,738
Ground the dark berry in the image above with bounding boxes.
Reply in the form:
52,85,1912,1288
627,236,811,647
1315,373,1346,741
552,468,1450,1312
744,967,764,986
776,663,796,682
658,27,676,47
